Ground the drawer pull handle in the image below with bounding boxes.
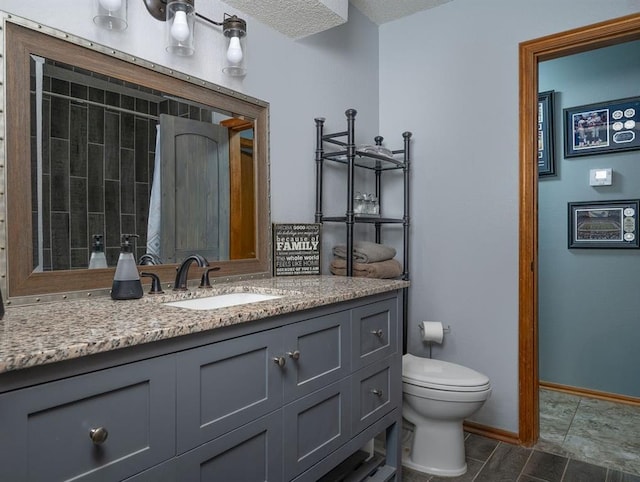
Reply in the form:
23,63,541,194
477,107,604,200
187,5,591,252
370,329,384,338
89,427,109,445
371,389,384,397
287,350,301,360
273,356,286,367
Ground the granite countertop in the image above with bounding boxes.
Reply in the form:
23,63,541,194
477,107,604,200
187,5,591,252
0,276,408,374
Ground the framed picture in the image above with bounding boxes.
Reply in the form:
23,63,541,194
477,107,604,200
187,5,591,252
538,90,555,176
273,223,321,276
568,199,640,248
564,96,640,157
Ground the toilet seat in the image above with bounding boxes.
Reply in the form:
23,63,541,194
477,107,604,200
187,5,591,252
402,354,490,392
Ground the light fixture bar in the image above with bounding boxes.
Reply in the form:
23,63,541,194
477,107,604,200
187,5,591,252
140,0,247,75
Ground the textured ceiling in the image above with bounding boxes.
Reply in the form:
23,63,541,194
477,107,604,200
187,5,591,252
224,0,452,39
350,0,453,25
223,0,349,39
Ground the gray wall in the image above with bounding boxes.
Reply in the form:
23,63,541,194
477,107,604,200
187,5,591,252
3,1,381,257
6,0,640,434
538,41,640,398
378,0,640,432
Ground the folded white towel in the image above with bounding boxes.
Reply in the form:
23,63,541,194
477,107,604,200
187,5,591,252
333,241,396,264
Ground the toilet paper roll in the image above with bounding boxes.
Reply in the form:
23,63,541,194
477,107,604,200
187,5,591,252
420,321,444,344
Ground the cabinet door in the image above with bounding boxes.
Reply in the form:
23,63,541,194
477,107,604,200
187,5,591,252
282,310,350,403
351,298,398,370
283,378,351,481
351,355,401,436
175,411,283,481
0,356,176,482
176,328,283,453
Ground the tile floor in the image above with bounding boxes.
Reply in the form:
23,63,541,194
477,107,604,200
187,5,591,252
536,388,640,477
398,388,640,482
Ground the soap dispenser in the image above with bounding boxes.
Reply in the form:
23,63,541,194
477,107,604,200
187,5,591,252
88,234,108,269
111,234,143,300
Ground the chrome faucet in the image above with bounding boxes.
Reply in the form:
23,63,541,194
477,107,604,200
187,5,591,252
173,254,209,291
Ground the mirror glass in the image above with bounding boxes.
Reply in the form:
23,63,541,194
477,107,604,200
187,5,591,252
30,57,255,270
5,19,271,300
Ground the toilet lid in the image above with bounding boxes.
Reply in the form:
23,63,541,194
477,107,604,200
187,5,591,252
402,354,490,392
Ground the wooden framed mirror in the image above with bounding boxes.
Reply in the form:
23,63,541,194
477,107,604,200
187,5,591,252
2,13,271,303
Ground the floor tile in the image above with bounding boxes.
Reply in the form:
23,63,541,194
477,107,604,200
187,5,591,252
562,458,607,481
539,388,580,444
465,432,500,462
539,389,640,477
607,470,640,482
401,466,432,482
521,450,568,482
429,458,485,482
474,443,532,482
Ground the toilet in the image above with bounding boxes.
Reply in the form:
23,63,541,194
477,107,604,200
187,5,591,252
402,353,492,476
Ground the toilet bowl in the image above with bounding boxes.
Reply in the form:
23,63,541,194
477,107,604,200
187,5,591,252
402,353,491,477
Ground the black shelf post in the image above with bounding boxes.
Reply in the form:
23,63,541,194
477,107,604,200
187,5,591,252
402,131,412,355
314,117,326,225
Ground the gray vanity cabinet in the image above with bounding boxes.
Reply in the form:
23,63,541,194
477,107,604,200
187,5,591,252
0,291,403,481
174,309,351,480
175,411,283,481
351,298,398,370
0,356,176,482
176,328,284,453
281,310,350,403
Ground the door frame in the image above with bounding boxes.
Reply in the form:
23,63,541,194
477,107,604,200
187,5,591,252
518,12,640,446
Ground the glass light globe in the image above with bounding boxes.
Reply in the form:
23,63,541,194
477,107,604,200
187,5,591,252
171,10,190,42
226,36,243,63
99,0,122,11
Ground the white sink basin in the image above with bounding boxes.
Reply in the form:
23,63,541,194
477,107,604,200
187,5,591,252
164,292,282,310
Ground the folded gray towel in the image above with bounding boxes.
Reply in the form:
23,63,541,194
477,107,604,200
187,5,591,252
333,241,396,263
330,258,403,279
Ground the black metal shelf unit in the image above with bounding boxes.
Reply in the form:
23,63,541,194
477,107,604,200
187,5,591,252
314,108,411,352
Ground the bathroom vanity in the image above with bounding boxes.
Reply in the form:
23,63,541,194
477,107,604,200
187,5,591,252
0,276,407,481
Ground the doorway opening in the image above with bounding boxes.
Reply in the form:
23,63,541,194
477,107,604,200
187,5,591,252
518,12,640,446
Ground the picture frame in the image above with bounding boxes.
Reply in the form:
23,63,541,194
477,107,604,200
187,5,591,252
538,90,555,177
273,223,321,276
564,96,640,157
568,199,640,249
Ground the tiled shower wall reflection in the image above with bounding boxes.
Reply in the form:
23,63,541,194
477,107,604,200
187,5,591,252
31,64,214,271
31,74,158,270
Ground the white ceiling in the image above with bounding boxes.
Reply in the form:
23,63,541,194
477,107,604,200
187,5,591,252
350,0,453,25
223,0,452,39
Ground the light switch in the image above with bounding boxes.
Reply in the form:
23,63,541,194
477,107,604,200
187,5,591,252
589,168,612,186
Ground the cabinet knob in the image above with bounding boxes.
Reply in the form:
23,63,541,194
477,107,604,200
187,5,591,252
273,356,286,367
370,329,384,338
371,389,384,397
89,427,109,445
287,350,301,360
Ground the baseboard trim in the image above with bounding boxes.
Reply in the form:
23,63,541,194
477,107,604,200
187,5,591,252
463,420,520,445
540,381,640,407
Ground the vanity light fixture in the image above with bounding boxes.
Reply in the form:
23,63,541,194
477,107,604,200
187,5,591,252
94,0,128,31
142,0,247,76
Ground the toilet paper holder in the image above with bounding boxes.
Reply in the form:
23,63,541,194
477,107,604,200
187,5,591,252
418,322,450,358
418,323,451,334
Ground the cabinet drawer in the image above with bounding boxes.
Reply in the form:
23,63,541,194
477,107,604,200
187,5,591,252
176,328,283,453
351,355,401,436
176,411,283,481
124,460,177,482
283,378,351,481
0,356,176,482
351,298,398,370
282,310,350,403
